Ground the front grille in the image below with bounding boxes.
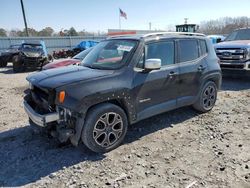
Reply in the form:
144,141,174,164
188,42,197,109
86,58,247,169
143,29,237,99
216,48,247,61
30,86,55,113
220,64,245,69
22,56,43,67
33,86,49,100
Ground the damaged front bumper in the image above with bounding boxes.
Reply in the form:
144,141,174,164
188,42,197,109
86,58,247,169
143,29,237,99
23,100,60,127
24,93,83,146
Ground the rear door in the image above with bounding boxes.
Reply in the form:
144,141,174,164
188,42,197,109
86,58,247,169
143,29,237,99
177,39,208,106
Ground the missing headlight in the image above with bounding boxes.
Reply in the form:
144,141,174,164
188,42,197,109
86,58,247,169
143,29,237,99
29,82,34,90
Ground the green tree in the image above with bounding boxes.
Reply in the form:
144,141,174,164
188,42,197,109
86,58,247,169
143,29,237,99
27,28,39,36
15,28,39,37
68,27,78,36
0,28,7,37
9,29,19,37
38,27,54,36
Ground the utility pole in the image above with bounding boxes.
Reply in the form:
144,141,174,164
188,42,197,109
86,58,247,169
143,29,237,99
149,22,152,30
20,0,29,36
184,18,188,24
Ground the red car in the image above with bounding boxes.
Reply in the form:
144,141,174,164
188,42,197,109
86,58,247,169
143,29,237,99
42,48,92,70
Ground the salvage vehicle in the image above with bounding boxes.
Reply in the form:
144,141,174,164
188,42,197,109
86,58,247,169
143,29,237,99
207,35,225,44
42,47,92,70
52,41,98,59
12,41,49,73
0,44,21,67
52,49,68,59
24,32,221,153
67,40,98,57
214,28,250,77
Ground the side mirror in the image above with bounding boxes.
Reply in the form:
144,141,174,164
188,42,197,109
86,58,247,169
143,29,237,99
216,38,222,43
144,59,161,71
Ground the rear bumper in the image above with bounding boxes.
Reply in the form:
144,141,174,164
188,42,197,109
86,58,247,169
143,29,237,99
23,100,60,127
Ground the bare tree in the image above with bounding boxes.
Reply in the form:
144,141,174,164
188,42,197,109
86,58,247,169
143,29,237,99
199,16,250,35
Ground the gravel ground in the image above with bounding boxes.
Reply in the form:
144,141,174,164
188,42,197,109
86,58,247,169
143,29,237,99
0,64,250,188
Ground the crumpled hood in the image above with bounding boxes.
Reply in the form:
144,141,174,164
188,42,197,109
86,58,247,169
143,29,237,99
27,66,114,89
214,40,250,49
43,59,80,70
22,48,44,57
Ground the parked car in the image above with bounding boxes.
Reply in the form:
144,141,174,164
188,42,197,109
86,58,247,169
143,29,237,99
67,40,99,57
207,35,225,44
42,47,93,70
52,49,68,59
0,44,21,67
12,41,49,73
52,40,98,59
24,32,221,153
214,28,250,77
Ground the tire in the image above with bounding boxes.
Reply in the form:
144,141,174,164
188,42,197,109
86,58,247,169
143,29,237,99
82,103,128,153
48,54,53,61
193,81,217,113
12,55,23,73
0,59,7,67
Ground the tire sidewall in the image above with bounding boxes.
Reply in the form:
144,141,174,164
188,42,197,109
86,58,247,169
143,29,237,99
198,81,217,111
82,103,128,153
0,59,7,67
13,55,23,72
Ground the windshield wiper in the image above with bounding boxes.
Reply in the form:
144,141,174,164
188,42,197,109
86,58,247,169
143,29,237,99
83,64,93,68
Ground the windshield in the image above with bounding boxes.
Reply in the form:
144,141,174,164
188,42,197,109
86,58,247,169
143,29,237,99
73,47,92,60
22,44,42,49
9,45,20,49
82,39,138,70
225,29,250,41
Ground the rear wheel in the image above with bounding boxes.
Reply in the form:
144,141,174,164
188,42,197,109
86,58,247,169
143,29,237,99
82,103,128,153
193,81,217,113
12,55,24,73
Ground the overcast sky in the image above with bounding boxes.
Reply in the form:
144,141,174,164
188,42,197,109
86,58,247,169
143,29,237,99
1,0,250,32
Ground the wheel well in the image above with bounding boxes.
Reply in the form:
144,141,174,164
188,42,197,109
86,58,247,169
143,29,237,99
85,99,131,123
207,77,221,89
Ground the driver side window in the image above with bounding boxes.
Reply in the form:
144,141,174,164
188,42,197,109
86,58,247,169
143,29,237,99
136,41,175,68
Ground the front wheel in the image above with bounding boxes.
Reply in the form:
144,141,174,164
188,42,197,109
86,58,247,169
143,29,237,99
12,55,24,73
82,103,128,153
0,59,7,67
193,81,217,113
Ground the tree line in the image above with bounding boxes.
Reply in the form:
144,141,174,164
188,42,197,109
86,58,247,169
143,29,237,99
0,27,106,37
0,16,250,37
198,16,250,35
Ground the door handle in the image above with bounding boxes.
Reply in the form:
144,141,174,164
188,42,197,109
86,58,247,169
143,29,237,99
169,71,178,78
198,65,206,72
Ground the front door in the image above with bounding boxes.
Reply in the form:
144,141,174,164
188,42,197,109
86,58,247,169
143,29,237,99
132,40,179,120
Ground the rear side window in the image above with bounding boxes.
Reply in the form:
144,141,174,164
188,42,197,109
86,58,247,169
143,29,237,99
199,40,208,56
178,39,199,62
146,41,174,66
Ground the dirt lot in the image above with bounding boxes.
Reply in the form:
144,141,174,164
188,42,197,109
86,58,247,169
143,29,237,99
0,64,249,188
